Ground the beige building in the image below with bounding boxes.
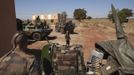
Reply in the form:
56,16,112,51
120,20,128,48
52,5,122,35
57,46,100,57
0,0,16,57
32,13,60,25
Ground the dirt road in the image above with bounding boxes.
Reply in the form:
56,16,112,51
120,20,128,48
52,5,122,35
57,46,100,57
28,25,119,62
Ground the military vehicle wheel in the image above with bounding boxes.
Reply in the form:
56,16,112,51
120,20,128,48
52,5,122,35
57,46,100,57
32,32,42,41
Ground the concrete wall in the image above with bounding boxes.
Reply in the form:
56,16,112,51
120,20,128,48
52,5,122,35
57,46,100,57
0,0,16,57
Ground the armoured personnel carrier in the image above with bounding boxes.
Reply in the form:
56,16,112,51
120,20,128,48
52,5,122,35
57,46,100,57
55,12,75,34
86,5,134,75
23,16,53,41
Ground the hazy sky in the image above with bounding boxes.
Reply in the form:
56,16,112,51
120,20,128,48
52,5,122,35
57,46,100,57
15,0,134,19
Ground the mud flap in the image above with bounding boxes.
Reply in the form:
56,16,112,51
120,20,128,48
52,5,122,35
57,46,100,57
101,56,120,75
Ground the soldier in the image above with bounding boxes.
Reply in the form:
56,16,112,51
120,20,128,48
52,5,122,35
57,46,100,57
35,16,42,26
43,20,49,29
65,31,71,46
64,20,75,33
0,32,41,75
35,16,45,29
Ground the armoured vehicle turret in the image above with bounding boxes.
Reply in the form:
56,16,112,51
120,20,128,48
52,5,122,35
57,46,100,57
87,5,134,75
55,12,75,34
23,16,53,41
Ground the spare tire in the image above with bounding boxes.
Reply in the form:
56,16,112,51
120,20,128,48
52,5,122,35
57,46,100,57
32,32,42,41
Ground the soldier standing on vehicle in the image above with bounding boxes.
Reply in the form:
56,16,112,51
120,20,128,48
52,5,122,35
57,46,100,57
35,16,44,29
65,31,71,46
43,20,49,29
35,16,41,25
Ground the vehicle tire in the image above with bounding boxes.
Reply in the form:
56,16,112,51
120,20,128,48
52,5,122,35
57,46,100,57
32,32,42,41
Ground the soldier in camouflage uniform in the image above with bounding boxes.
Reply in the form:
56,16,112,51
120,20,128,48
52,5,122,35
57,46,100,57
65,31,71,46
64,20,75,33
0,32,41,75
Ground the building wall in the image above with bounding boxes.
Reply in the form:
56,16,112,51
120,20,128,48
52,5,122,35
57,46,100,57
32,13,60,25
0,0,16,57
32,13,60,20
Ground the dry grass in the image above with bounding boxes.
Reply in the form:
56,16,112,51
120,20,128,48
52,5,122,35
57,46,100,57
124,19,134,33
74,18,134,33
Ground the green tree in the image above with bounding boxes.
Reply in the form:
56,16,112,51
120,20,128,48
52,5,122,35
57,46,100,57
73,8,87,21
108,8,133,23
121,8,133,17
87,16,92,19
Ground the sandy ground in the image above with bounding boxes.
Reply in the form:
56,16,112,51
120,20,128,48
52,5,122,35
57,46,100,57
28,25,134,62
0,19,133,67
0,21,133,75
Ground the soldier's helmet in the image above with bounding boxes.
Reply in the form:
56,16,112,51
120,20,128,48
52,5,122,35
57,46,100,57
11,32,28,49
